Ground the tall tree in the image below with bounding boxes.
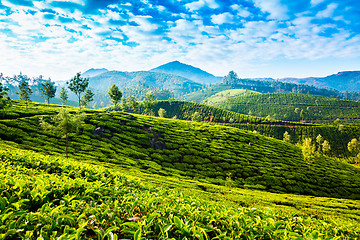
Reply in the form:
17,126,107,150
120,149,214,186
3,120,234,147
108,84,122,107
17,79,32,109
128,95,138,112
348,138,360,166
301,138,317,172
0,82,10,113
80,89,94,108
40,79,57,104
40,108,85,158
120,97,127,111
60,87,68,106
67,72,89,108
143,91,157,116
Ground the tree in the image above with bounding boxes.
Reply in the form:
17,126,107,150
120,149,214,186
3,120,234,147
80,89,94,108
108,84,122,106
0,82,11,113
128,95,138,112
316,134,324,152
40,108,85,158
158,108,166,118
143,91,157,116
301,138,317,172
92,102,98,109
348,138,360,166
322,140,331,156
67,72,89,108
223,71,238,85
40,79,57,104
59,87,68,106
283,131,291,143
120,97,127,111
191,111,202,122
17,79,32,109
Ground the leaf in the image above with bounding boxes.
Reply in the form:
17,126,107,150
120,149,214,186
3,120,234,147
104,226,119,238
174,216,182,229
134,228,141,240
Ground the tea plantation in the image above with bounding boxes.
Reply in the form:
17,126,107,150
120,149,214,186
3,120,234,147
205,92,360,124
140,100,360,158
1,101,360,239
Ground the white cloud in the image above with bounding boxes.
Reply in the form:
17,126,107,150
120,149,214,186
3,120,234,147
316,3,337,18
310,0,325,7
211,12,234,25
253,0,289,20
185,0,219,12
230,4,251,18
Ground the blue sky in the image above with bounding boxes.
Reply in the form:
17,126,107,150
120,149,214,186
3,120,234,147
1,0,360,81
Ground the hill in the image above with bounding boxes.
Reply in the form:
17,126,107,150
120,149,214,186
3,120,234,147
1,145,359,239
1,101,360,238
205,93,360,124
135,100,359,158
281,71,360,92
88,70,203,98
203,89,260,105
81,68,108,78
1,100,360,200
151,61,221,84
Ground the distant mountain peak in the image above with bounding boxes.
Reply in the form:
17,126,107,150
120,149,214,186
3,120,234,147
151,61,221,84
82,68,109,78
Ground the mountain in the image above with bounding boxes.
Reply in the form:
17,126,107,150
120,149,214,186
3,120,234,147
151,60,221,84
82,68,108,78
280,71,360,92
88,70,203,98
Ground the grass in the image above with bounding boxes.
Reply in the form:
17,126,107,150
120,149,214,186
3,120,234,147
203,89,260,105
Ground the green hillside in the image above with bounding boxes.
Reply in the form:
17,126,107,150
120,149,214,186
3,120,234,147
143,101,359,158
206,93,360,124
1,101,360,238
203,89,260,105
1,101,360,200
1,146,359,239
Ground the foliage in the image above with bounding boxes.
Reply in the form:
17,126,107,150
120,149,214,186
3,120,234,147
191,111,202,122
0,147,359,239
40,80,57,104
16,79,32,109
206,93,360,124
348,138,360,165
39,108,85,157
301,138,318,172
67,72,89,108
158,108,166,118
0,82,11,112
108,84,122,106
283,131,291,143
2,101,360,200
143,91,157,116
222,70,238,85
80,89,95,108
59,87,68,105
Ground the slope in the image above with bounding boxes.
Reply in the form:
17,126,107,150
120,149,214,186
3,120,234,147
151,60,221,84
206,93,360,124
203,88,260,105
1,145,359,239
1,101,360,200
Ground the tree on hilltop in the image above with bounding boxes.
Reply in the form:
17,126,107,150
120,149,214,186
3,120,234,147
60,87,68,106
40,79,57,104
67,72,89,108
348,138,360,166
108,84,122,107
17,78,32,109
81,89,94,108
0,81,11,114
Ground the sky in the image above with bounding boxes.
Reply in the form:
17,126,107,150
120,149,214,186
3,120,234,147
1,0,360,81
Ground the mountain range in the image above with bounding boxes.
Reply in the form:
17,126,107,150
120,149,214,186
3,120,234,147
84,61,360,93
280,71,360,92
